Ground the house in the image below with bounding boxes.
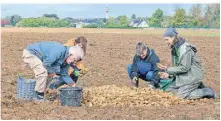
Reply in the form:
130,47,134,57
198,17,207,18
73,22,90,28
1,19,10,27
130,20,149,28
73,22,83,28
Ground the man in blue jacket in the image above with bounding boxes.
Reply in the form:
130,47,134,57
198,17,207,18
127,42,161,88
22,41,84,101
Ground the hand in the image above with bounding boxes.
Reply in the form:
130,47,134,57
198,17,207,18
57,84,68,89
157,63,168,71
48,73,56,77
83,68,89,73
70,83,76,87
79,68,89,76
132,77,139,87
73,70,80,77
68,82,76,87
158,72,169,79
132,77,138,84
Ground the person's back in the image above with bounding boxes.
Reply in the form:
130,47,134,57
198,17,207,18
27,41,67,64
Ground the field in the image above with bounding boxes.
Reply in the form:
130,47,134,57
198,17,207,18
1,28,220,119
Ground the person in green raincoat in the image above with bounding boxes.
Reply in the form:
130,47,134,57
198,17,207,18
158,28,216,99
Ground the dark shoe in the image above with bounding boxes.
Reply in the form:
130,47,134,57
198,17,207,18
147,84,156,89
147,81,160,89
198,83,206,89
33,91,45,102
202,87,217,99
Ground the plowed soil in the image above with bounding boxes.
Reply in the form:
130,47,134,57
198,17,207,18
1,28,220,120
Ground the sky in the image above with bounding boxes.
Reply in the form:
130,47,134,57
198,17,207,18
1,4,201,19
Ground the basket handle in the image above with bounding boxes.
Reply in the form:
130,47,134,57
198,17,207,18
17,73,23,80
17,72,23,77
60,91,82,99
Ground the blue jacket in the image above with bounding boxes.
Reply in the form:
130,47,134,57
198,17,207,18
131,48,161,85
27,41,73,84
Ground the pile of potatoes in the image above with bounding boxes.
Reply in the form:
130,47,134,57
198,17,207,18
46,85,209,107
82,85,188,107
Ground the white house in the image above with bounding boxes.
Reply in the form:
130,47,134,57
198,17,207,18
73,22,90,28
130,20,149,28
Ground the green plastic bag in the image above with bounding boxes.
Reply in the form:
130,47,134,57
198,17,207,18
160,79,173,91
72,70,80,77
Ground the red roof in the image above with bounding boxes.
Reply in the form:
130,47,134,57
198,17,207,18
1,20,10,26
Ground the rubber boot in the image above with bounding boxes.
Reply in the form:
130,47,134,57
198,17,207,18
202,87,216,99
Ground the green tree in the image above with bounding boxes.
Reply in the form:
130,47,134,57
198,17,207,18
211,4,220,28
119,15,128,27
131,14,136,20
6,14,22,26
82,24,99,28
189,4,202,19
116,16,122,22
107,17,119,27
98,19,104,27
171,8,186,28
149,9,164,27
16,17,72,28
185,16,198,28
189,4,204,27
204,4,220,28
107,17,115,26
162,16,172,28
43,14,59,19
64,17,73,23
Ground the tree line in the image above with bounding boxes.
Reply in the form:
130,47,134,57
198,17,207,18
1,4,220,28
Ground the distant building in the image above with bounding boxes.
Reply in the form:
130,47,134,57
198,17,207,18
73,22,83,28
73,22,90,28
105,7,109,20
129,20,149,28
1,19,10,27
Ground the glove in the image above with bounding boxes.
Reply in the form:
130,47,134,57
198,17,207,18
80,68,89,75
132,77,138,84
83,68,89,73
73,70,80,77
132,77,139,87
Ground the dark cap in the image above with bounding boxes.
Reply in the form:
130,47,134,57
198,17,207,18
164,28,178,37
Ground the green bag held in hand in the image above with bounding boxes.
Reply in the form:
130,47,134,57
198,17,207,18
160,79,173,91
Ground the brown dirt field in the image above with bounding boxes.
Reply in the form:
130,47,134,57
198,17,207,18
1,28,220,120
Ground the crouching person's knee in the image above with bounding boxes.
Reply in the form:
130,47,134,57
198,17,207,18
146,71,154,80
127,64,132,74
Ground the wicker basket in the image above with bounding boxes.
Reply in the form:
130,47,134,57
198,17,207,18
16,75,37,100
